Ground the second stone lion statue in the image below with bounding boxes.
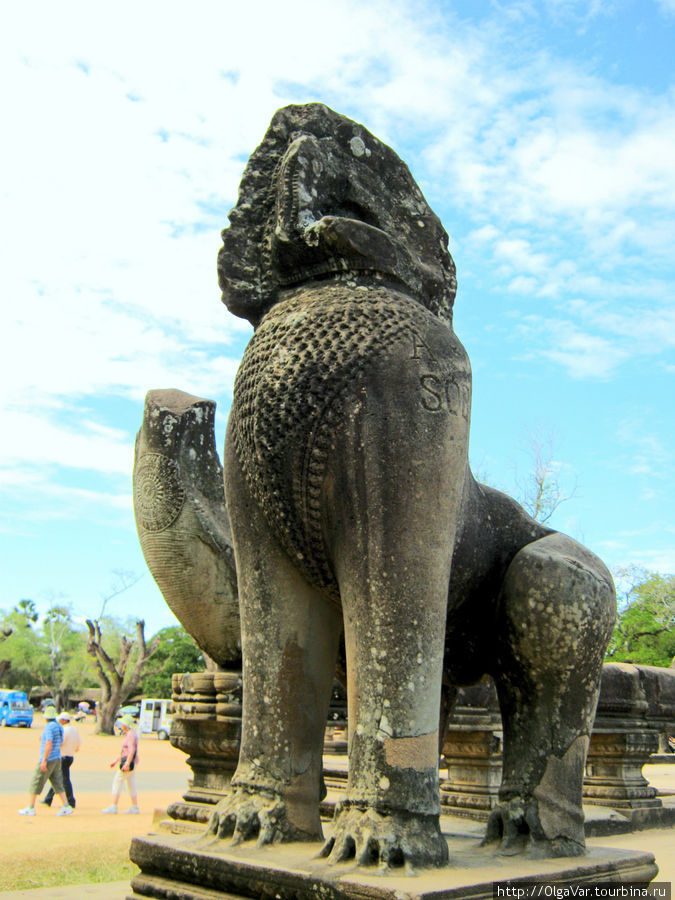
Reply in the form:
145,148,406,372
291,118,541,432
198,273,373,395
206,103,616,868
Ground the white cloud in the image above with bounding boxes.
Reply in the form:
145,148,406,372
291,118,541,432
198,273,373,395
495,238,551,276
466,225,500,245
587,304,675,348
539,0,618,21
0,411,132,475
616,420,671,481
519,318,629,378
508,275,540,295
420,43,675,277
0,468,134,537
616,547,675,574
0,0,673,499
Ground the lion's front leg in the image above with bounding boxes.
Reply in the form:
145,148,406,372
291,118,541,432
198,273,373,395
208,434,342,847
322,331,470,868
322,572,452,868
321,566,452,869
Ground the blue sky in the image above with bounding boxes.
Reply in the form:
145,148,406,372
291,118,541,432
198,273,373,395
1,0,673,636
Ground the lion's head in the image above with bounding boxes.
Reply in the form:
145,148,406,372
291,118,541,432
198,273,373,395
218,103,457,327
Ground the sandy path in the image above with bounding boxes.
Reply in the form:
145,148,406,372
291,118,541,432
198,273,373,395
0,715,192,881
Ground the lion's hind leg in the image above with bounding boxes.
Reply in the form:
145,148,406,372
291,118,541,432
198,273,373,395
488,533,616,857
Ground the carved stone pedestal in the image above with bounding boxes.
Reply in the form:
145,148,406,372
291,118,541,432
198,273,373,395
584,731,660,809
583,663,675,831
440,680,502,818
584,663,662,810
128,831,657,900
166,670,242,831
437,666,675,829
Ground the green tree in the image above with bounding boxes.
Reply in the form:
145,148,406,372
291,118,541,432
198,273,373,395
606,569,675,668
140,627,205,698
0,602,94,705
84,572,161,734
0,601,44,693
15,599,38,623
41,605,91,708
0,624,13,682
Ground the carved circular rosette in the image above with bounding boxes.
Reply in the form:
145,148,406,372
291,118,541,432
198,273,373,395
134,452,185,533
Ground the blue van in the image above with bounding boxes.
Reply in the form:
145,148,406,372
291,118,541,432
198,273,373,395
0,690,34,727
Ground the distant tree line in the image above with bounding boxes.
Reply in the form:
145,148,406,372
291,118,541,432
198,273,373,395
2,567,672,723
0,598,204,733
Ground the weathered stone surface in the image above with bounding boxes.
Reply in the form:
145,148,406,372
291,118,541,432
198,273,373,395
441,680,502,817
128,832,657,899
584,663,675,811
166,670,243,829
203,102,617,870
438,665,675,833
639,664,675,726
133,389,240,667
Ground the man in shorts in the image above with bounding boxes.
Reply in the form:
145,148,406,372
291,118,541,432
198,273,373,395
18,706,73,816
42,710,81,809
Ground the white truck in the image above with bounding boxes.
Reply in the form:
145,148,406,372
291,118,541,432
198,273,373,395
137,698,173,740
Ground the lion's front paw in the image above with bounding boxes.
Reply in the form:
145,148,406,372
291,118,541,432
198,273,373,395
483,799,585,859
320,804,448,869
206,787,290,846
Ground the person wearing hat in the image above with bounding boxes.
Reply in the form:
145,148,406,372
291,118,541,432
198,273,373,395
18,706,73,816
42,710,81,809
102,713,140,814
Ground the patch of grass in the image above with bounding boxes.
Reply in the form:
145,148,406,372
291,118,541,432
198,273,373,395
0,835,139,891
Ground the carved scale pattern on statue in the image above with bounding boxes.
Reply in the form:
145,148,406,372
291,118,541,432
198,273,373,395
232,283,435,597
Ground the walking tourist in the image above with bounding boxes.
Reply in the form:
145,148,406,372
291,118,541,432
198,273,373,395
18,706,73,816
102,713,140,814
42,710,81,809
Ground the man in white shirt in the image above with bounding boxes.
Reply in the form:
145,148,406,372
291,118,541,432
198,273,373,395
42,711,81,809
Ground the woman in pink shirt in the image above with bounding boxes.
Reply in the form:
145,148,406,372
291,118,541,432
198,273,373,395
102,714,140,814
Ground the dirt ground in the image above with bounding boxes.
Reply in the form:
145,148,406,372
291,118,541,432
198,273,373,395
1,714,673,891
0,715,192,891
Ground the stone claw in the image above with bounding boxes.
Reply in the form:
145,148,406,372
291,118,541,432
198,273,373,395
320,805,448,869
483,798,585,859
206,788,289,846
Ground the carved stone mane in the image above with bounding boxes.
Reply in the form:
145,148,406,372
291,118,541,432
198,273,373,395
217,103,457,327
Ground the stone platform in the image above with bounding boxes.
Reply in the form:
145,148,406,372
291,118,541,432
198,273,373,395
128,827,657,900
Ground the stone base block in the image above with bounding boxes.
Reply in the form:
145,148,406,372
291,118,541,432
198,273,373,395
583,802,675,837
159,800,213,834
128,830,657,900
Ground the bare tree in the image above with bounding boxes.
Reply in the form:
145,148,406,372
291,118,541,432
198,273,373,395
86,618,160,734
98,570,143,619
517,428,576,524
85,571,156,734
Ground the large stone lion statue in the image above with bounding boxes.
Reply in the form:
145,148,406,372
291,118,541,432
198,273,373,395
206,103,616,868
